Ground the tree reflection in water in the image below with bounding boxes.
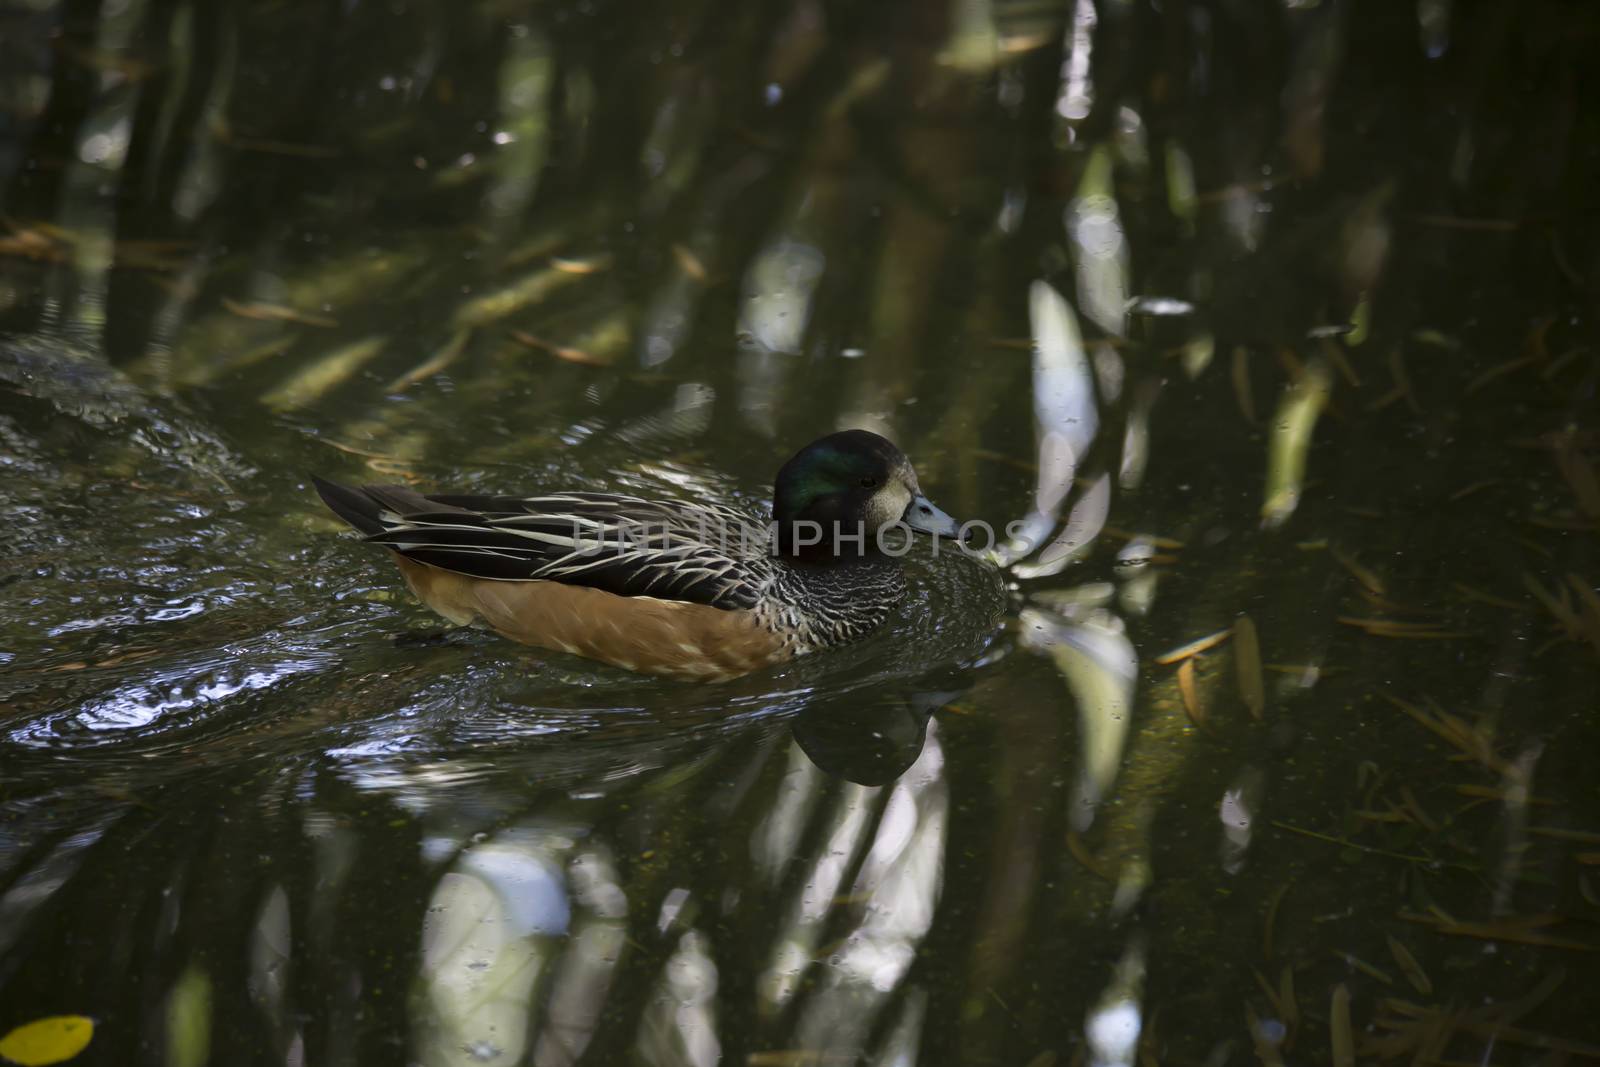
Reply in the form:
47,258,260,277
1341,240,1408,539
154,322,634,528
391,684,956,1067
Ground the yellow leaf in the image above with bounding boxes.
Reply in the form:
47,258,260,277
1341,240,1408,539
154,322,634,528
0,1016,95,1066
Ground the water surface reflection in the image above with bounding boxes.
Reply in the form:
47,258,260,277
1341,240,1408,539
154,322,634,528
4,0,1600,1062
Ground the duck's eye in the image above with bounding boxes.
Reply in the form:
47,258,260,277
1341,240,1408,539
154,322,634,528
859,476,878,488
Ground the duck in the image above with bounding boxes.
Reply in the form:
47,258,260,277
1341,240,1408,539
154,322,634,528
312,429,962,681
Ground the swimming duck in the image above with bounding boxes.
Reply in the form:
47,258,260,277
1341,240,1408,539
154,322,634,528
313,429,962,681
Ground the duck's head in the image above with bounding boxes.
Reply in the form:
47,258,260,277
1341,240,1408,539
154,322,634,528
772,429,960,559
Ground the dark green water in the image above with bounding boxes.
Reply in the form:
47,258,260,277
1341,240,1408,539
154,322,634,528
3,1,1599,1064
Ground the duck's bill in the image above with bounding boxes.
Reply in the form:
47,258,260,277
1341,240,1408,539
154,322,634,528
902,494,962,538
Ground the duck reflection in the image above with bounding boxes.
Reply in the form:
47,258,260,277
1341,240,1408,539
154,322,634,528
405,680,960,1067
789,680,960,787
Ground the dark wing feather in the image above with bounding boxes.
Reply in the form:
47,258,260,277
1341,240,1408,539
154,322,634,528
312,477,772,611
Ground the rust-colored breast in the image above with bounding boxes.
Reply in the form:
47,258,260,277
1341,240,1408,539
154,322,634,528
394,556,790,682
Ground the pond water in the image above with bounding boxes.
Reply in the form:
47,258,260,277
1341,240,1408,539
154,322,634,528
2,1,1599,1064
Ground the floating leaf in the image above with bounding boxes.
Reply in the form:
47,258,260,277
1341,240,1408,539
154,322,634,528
260,335,387,410
1154,628,1231,665
1234,615,1265,720
1262,358,1332,528
166,966,211,1067
1165,143,1197,224
1020,607,1137,832
1329,984,1354,1067
453,265,582,329
1177,657,1203,727
0,1015,95,1066
1068,147,1129,338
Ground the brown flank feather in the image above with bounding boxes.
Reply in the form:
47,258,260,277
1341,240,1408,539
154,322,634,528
394,556,788,681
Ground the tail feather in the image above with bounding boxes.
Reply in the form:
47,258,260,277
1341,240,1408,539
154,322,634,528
311,475,388,536
313,475,484,538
